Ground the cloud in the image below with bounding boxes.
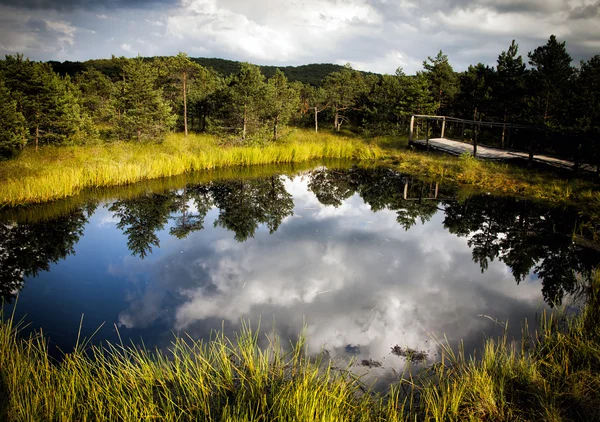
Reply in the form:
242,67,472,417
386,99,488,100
0,0,180,12
1,0,598,73
121,43,134,53
0,6,77,57
112,177,547,372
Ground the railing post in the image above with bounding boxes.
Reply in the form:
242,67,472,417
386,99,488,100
409,115,415,145
473,124,478,157
441,117,446,138
426,119,430,151
461,121,465,143
528,136,535,168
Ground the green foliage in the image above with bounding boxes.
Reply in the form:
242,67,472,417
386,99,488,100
495,40,527,122
0,79,27,157
322,65,367,131
74,67,114,124
0,54,96,147
421,50,459,115
456,63,494,120
113,57,176,142
264,69,300,140
221,62,269,141
528,35,575,126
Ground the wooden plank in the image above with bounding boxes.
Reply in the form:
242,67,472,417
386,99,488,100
411,137,597,172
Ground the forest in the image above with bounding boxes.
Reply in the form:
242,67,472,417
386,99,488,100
0,35,599,165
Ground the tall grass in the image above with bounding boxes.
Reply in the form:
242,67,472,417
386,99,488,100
1,130,599,209
0,131,382,207
1,271,599,421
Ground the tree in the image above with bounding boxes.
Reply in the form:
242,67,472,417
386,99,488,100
1,55,95,149
169,53,205,137
228,63,265,140
456,63,495,121
265,69,299,140
528,35,575,125
362,68,428,135
421,50,458,115
0,79,27,157
188,66,223,132
114,57,176,142
322,65,366,131
573,55,600,168
302,84,329,133
495,40,527,124
74,67,114,125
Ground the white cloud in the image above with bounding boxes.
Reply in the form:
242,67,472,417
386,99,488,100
121,43,134,53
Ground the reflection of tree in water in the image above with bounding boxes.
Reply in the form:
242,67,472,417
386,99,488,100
0,205,93,301
443,196,600,305
307,167,600,305
109,176,294,252
109,193,178,258
211,176,294,242
2,167,599,307
169,185,213,239
308,167,440,230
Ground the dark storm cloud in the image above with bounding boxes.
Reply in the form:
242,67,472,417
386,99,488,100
570,2,600,20
0,0,179,11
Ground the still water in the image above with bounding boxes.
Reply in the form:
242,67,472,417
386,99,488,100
1,164,599,378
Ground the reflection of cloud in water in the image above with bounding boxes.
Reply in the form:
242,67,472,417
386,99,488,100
115,177,546,369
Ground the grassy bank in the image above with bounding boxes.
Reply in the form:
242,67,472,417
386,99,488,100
0,129,599,208
382,141,600,210
0,131,382,207
1,272,599,421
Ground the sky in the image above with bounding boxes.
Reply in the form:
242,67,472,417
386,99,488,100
0,0,598,74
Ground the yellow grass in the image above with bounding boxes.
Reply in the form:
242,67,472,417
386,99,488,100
0,131,382,206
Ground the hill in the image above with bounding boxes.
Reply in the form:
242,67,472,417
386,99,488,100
48,57,376,86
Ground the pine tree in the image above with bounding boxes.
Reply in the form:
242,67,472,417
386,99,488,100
421,50,458,115
0,79,27,157
228,63,267,141
1,55,95,148
496,40,527,123
74,67,114,124
528,35,575,126
265,69,299,140
322,65,366,131
114,57,176,142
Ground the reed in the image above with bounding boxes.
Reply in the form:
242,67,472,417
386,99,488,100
0,131,382,207
1,271,599,421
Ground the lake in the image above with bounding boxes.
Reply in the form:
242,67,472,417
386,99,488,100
1,163,598,382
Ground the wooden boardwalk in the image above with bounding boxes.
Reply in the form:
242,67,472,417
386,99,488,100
412,137,597,173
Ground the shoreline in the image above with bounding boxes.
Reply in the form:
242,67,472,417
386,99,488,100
0,130,599,210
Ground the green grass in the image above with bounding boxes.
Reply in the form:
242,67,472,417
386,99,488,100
1,129,599,210
0,130,382,207
1,271,599,421
374,138,600,211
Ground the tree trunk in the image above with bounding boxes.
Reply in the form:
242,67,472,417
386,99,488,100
334,109,339,131
201,104,207,132
242,104,247,140
35,125,39,152
274,115,278,140
183,71,188,137
315,106,318,133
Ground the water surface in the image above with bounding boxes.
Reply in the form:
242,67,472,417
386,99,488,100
2,164,598,379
